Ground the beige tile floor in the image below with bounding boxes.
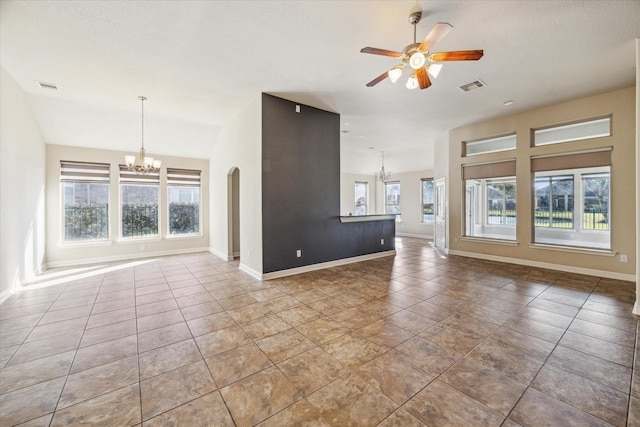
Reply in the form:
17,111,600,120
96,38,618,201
1,237,638,426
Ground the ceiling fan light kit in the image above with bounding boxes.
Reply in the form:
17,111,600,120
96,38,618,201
361,10,483,90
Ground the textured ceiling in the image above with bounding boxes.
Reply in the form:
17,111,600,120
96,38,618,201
1,1,638,174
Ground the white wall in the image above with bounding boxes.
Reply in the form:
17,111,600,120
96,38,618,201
340,173,376,216
384,170,435,239
0,67,47,300
45,145,210,266
209,94,263,275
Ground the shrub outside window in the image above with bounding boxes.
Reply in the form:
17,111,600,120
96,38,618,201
61,161,110,242
120,166,159,239
167,168,201,235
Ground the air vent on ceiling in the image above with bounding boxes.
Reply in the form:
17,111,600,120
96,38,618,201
37,81,58,91
458,80,486,92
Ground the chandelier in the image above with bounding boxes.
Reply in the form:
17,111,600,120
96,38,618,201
125,96,161,174
377,151,391,182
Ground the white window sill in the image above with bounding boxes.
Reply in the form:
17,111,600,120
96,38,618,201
118,237,162,244
165,234,203,240
459,237,519,246
59,240,114,249
529,243,616,256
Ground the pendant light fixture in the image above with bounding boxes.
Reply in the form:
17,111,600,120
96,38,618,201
377,151,391,182
125,96,161,174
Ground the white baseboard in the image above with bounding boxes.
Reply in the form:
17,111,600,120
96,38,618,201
449,249,636,282
258,250,397,281
46,247,211,269
209,247,234,261
633,301,640,316
396,233,433,240
239,263,263,280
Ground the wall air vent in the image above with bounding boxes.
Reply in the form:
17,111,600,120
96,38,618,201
458,80,486,92
37,81,58,91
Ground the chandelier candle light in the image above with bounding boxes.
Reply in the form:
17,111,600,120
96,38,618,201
125,96,161,174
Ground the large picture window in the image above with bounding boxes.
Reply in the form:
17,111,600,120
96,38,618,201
532,150,611,249
354,181,368,216
421,178,434,223
120,166,159,239
167,168,201,235
61,161,110,242
385,181,401,216
463,160,516,241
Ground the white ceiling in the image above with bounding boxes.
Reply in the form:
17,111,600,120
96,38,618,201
1,1,638,175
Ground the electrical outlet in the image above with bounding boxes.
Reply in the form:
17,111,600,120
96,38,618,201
380,238,384,245
295,105,300,113
296,249,302,258
620,254,628,263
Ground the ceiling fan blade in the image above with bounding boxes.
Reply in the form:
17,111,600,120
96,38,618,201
366,70,391,87
418,22,453,52
360,47,403,58
428,50,484,61
415,67,431,90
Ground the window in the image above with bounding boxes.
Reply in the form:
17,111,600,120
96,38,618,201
354,181,368,216
421,178,434,223
486,179,516,225
61,161,110,242
464,134,516,156
534,175,574,229
533,117,611,146
120,165,159,239
463,160,516,241
167,168,201,235
532,150,611,249
384,181,401,216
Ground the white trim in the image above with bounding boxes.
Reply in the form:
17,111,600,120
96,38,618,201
460,237,518,246
633,301,640,316
242,250,397,281
209,247,233,261
47,246,210,269
0,288,14,304
239,263,262,280
449,249,635,282
529,243,616,257
396,232,433,240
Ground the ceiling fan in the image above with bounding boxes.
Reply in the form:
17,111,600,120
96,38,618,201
361,11,483,90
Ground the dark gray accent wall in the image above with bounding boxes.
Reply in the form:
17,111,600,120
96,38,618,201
262,93,395,273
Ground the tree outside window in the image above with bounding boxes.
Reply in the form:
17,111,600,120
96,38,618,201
486,179,516,225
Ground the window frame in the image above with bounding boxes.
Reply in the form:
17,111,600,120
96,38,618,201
167,168,202,237
354,181,368,216
119,165,160,240
384,181,401,218
60,161,111,244
532,165,611,250
421,178,434,223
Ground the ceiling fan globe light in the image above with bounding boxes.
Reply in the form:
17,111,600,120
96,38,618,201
409,51,425,70
406,75,418,89
388,67,403,83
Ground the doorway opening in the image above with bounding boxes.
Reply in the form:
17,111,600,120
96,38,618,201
228,167,240,260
